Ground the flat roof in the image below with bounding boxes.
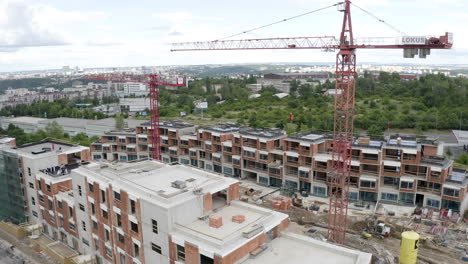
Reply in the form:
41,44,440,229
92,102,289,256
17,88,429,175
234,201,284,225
239,127,286,139
171,200,287,257
202,123,240,133
141,120,195,129
39,117,88,128
87,118,146,128
79,161,237,208
243,232,371,264
10,140,87,158
2,116,46,125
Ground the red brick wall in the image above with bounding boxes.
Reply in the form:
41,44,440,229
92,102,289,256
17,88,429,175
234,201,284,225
203,193,213,213
222,234,266,264
227,183,240,204
81,149,91,161
168,236,177,264
185,242,200,264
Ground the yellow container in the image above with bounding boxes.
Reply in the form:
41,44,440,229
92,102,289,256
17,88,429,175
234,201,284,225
400,231,420,264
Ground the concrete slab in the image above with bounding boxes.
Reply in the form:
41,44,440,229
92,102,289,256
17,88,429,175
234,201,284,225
243,232,372,264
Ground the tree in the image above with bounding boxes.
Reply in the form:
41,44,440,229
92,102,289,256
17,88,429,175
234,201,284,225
367,124,384,137
115,115,127,130
45,121,64,139
457,153,468,165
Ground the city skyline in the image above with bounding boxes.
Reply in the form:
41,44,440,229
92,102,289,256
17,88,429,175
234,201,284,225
0,0,466,71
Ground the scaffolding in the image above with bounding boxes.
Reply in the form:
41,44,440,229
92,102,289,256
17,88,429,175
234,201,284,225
0,150,27,224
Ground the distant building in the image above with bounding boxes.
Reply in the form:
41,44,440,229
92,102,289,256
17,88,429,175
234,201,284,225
324,89,342,97
118,82,148,97
120,97,150,113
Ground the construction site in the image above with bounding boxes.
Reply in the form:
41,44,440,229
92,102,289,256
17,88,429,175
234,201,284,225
0,0,464,264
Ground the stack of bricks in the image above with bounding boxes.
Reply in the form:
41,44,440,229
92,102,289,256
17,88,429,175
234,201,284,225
272,197,292,211
232,215,245,224
209,215,223,228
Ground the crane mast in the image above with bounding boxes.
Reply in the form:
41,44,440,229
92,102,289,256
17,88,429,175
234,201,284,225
170,0,453,244
84,73,184,161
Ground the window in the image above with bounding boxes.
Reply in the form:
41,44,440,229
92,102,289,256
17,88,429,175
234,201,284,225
120,253,125,264
223,167,233,176
133,243,140,258
57,201,62,209
59,217,64,227
94,239,100,251
443,188,460,197
82,221,86,231
348,192,358,200
152,219,158,234
151,243,162,254
176,245,185,261
29,182,34,188
130,221,138,233
79,204,85,211
120,156,127,161
259,154,268,160
31,197,35,205
69,207,73,217
117,233,125,243
299,170,309,179
37,180,42,190
114,191,121,201
426,199,440,208
92,221,98,230
28,167,31,176
82,238,89,246
91,203,95,215
117,214,122,227
400,181,414,189
48,199,53,209
400,192,414,204
381,192,398,201
78,185,82,196
102,210,108,219
259,176,268,185
313,186,327,197
105,246,112,258
130,199,136,214
93,154,102,160
32,211,38,217
88,183,94,192
243,150,256,158
69,223,75,231
101,190,106,203
105,229,110,241
39,195,44,203
360,180,376,189
205,164,213,171
46,184,51,192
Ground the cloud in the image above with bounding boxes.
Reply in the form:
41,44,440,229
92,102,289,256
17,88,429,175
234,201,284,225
0,0,67,48
168,31,183,36
0,0,109,50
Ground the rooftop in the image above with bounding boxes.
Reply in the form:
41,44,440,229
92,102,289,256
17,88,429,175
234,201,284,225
239,127,286,139
12,140,88,158
38,117,88,128
1,116,46,125
202,123,240,133
86,118,146,128
78,160,237,208
141,120,195,129
289,131,329,142
243,232,371,264
171,200,287,257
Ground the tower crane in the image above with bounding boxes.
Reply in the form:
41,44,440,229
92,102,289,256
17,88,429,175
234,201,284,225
170,0,453,244
85,73,185,161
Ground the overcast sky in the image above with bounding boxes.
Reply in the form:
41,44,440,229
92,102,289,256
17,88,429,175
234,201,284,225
0,0,466,72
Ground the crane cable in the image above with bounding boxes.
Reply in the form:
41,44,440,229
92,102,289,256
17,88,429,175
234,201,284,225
215,2,343,41
351,2,407,36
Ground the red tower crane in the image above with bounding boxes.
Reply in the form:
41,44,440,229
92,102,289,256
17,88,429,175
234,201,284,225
170,0,452,244
85,73,185,161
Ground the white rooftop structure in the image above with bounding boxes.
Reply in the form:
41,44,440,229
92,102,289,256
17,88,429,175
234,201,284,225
453,130,468,144
171,201,287,258
243,232,372,264
79,161,238,208
273,92,289,99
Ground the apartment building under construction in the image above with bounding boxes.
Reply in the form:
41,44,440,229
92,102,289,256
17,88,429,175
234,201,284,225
90,121,468,214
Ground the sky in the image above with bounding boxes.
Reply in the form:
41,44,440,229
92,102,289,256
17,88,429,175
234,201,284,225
0,0,466,72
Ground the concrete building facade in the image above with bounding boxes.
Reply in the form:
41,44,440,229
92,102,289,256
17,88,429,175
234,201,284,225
91,122,468,214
